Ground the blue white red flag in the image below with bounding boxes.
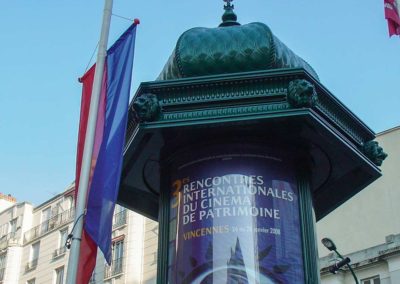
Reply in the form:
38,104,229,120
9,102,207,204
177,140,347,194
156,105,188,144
75,21,138,284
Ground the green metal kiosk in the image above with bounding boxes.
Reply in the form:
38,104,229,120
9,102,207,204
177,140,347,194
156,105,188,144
117,2,387,283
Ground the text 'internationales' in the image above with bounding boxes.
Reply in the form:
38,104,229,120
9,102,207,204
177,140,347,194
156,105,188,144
178,175,295,225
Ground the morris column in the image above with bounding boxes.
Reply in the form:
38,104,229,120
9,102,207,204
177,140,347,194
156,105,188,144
118,2,387,283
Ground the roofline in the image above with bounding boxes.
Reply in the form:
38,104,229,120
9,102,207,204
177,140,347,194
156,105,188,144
320,233,400,273
33,182,75,211
377,125,400,137
0,201,33,215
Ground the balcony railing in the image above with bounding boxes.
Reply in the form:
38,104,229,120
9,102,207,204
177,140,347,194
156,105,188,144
0,231,18,250
113,210,127,229
53,246,67,258
104,257,124,279
24,208,74,244
25,258,38,272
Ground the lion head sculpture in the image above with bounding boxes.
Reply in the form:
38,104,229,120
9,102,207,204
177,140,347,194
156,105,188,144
363,141,388,166
132,93,160,122
288,79,318,108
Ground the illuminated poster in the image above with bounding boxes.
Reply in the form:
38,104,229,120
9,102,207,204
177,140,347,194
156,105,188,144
168,151,304,283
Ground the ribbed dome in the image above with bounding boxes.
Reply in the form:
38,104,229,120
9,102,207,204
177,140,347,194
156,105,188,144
157,5,318,81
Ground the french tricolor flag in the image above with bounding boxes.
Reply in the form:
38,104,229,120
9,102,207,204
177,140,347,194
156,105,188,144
75,20,138,284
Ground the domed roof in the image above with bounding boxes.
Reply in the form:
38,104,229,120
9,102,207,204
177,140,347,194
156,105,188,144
158,2,318,81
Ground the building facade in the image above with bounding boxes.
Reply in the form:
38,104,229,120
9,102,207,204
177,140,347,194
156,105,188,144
317,126,400,284
0,184,158,284
0,194,32,284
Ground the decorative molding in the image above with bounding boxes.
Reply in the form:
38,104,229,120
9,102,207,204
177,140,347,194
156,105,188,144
159,84,287,107
316,95,364,145
162,103,289,121
126,70,375,149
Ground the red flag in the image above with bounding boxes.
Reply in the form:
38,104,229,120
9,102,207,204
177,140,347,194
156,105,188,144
75,64,107,284
385,0,400,36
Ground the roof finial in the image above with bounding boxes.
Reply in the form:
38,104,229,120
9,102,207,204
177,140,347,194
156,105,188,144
219,0,240,27
224,0,234,9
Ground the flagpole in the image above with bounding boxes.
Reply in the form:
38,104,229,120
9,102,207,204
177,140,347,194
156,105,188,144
66,0,113,283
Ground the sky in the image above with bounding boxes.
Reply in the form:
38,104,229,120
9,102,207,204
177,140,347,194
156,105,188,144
0,0,399,206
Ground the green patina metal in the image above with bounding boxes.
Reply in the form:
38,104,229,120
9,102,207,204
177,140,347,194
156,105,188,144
362,140,388,166
122,67,386,221
219,0,240,27
288,79,318,108
157,4,318,81
298,168,320,284
118,2,387,283
120,1,387,219
132,93,160,122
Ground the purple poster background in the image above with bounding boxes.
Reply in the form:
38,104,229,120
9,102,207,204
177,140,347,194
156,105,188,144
168,151,304,284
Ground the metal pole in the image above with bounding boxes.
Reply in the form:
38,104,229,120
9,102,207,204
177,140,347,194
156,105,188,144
66,0,113,283
334,250,359,284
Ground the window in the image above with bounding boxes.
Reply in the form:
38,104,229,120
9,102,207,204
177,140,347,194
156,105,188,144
113,239,124,274
114,205,124,214
361,275,380,284
41,207,51,233
113,239,124,262
105,238,125,278
54,229,68,257
64,196,73,210
30,242,40,261
52,205,59,217
55,266,64,284
59,229,68,248
113,205,127,228
42,207,51,222
27,242,40,270
0,223,8,238
0,253,6,281
27,278,35,284
9,218,17,234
